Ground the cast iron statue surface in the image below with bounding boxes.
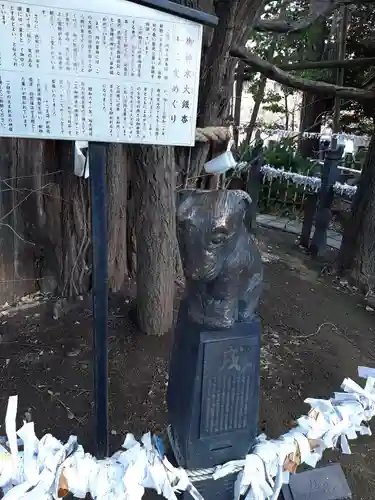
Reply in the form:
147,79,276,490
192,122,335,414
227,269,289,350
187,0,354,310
177,189,263,329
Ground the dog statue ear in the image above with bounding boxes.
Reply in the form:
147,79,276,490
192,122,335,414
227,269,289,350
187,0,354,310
230,190,254,233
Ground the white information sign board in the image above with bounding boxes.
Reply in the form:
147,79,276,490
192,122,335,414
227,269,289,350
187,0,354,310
0,0,203,146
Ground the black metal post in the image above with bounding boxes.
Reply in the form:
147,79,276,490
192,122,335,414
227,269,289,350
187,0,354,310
246,138,264,231
299,193,318,249
309,147,343,257
89,142,109,458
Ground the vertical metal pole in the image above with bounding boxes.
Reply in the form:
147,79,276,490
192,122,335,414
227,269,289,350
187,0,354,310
310,148,342,257
89,142,109,458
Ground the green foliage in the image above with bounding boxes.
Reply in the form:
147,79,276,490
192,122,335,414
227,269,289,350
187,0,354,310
238,140,252,162
237,137,313,174
263,101,285,114
246,0,375,135
263,138,312,173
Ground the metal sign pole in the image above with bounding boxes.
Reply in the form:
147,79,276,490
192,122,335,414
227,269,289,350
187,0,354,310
89,142,109,458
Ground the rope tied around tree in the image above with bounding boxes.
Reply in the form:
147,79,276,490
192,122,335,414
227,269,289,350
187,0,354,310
195,127,231,143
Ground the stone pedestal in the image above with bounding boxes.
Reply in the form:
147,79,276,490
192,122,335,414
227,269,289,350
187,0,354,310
168,302,261,470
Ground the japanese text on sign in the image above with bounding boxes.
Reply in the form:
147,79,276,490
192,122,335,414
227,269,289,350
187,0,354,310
0,0,202,146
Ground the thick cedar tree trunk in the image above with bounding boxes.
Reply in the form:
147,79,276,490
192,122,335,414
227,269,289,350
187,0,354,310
0,138,129,302
337,128,375,289
299,93,331,158
106,144,129,290
130,145,176,335
233,61,245,148
0,138,45,303
297,21,331,158
41,141,128,297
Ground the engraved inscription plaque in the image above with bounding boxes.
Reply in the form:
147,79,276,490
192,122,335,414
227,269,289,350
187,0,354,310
167,307,261,469
200,338,257,437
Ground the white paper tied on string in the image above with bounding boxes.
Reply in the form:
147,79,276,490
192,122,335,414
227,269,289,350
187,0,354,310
120,443,147,500
359,366,375,380
5,397,19,466
117,432,180,500
283,429,311,464
163,458,204,500
60,449,96,499
1,396,27,494
90,459,124,500
16,422,39,488
303,398,356,453
251,439,280,486
236,453,274,500
74,142,89,178
0,445,14,490
260,165,357,198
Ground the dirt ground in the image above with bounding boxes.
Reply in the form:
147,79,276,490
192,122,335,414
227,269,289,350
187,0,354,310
1,226,375,499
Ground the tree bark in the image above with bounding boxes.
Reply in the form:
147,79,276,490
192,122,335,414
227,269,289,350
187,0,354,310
284,91,289,129
299,93,331,157
337,128,375,290
106,144,128,291
275,57,375,71
0,138,131,303
245,40,277,144
130,145,176,335
234,61,245,148
246,78,267,143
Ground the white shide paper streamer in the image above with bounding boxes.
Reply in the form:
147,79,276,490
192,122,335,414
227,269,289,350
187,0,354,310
235,128,370,144
260,165,358,198
1,366,375,500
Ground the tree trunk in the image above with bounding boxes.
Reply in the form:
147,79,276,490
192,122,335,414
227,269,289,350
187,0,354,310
245,77,267,144
234,61,245,148
245,39,276,144
337,128,375,290
130,145,176,335
284,92,289,130
298,93,331,158
106,144,129,291
297,20,331,157
37,141,91,297
0,138,130,303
